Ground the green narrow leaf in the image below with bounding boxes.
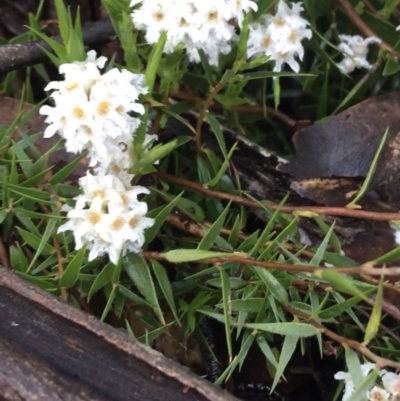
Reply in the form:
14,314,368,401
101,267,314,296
205,112,227,158
49,153,87,185
9,244,29,272
14,271,57,291
145,30,167,91
313,216,341,254
259,217,298,259
53,0,70,44
124,254,165,325
253,267,289,304
59,246,86,288
347,127,389,207
270,336,299,392
163,249,229,263
137,136,191,169
117,285,151,307
245,323,319,337
145,191,183,243
273,76,281,109
16,228,55,257
87,263,114,301
345,348,363,388
151,260,179,323
27,217,58,272
319,293,369,320
199,49,214,85
346,370,378,401
8,184,51,201
364,275,383,344
215,330,255,385
219,266,233,362
207,142,238,187
228,215,242,248
100,285,116,322
249,194,289,257
315,269,370,301
197,202,231,250
310,221,335,266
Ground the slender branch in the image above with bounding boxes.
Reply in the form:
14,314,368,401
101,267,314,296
154,171,400,221
169,89,297,128
167,213,315,258
285,305,400,370
53,237,68,302
143,251,400,277
335,0,393,53
0,18,116,75
0,235,10,269
195,82,226,151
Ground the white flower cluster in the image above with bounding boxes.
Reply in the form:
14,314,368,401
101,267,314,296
41,51,155,264
247,0,312,72
131,0,258,66
131,0,312,71
336,35,381,74
335,363,400,401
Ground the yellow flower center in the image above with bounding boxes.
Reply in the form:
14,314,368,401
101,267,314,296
97,101,111,117
89,211,101,225
111,217,125,231
72,106,86,120
65,81,79,92
129,216,140,229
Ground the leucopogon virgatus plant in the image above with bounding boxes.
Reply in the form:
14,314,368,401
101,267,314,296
7,0,400,399
40,50,156,265
41,2,383,265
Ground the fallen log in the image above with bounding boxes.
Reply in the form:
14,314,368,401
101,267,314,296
0,267,238,401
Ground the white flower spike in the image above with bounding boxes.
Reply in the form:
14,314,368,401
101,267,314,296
336,35,381,74
42,50,156,265
246,0,312,72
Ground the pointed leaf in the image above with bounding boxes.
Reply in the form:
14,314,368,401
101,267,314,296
59,246,86,287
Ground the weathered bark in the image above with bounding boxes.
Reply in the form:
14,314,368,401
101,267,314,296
0,268,238,401
0,18,116,75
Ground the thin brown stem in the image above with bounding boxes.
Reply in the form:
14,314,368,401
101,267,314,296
154,171,400,221
169,89,297,127
335,0,393,53
143,251,400,276
285,305,400,370
53,237,68,302
0,235,10,269
166,213,315,259
195,82,226,151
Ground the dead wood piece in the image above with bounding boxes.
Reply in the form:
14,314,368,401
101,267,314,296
0,18,116,75
0,338,105,401
0,267,238,401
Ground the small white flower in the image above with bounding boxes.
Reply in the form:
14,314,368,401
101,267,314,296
336,35,381,74
131,0,257,65
381,372,400,395
43,50,157,263
334,371,355,401
368,386,391,401
246,0,312,72
41,50,148,168
334,363,377,401
58,174,154,265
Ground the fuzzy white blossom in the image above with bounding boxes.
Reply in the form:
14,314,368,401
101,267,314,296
334,363,376,401
58,173,154,264
335,363,400,401
39,50,148,169
41,51,156,264
336,35,381,74
246,0,312,72
130,0,258,65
